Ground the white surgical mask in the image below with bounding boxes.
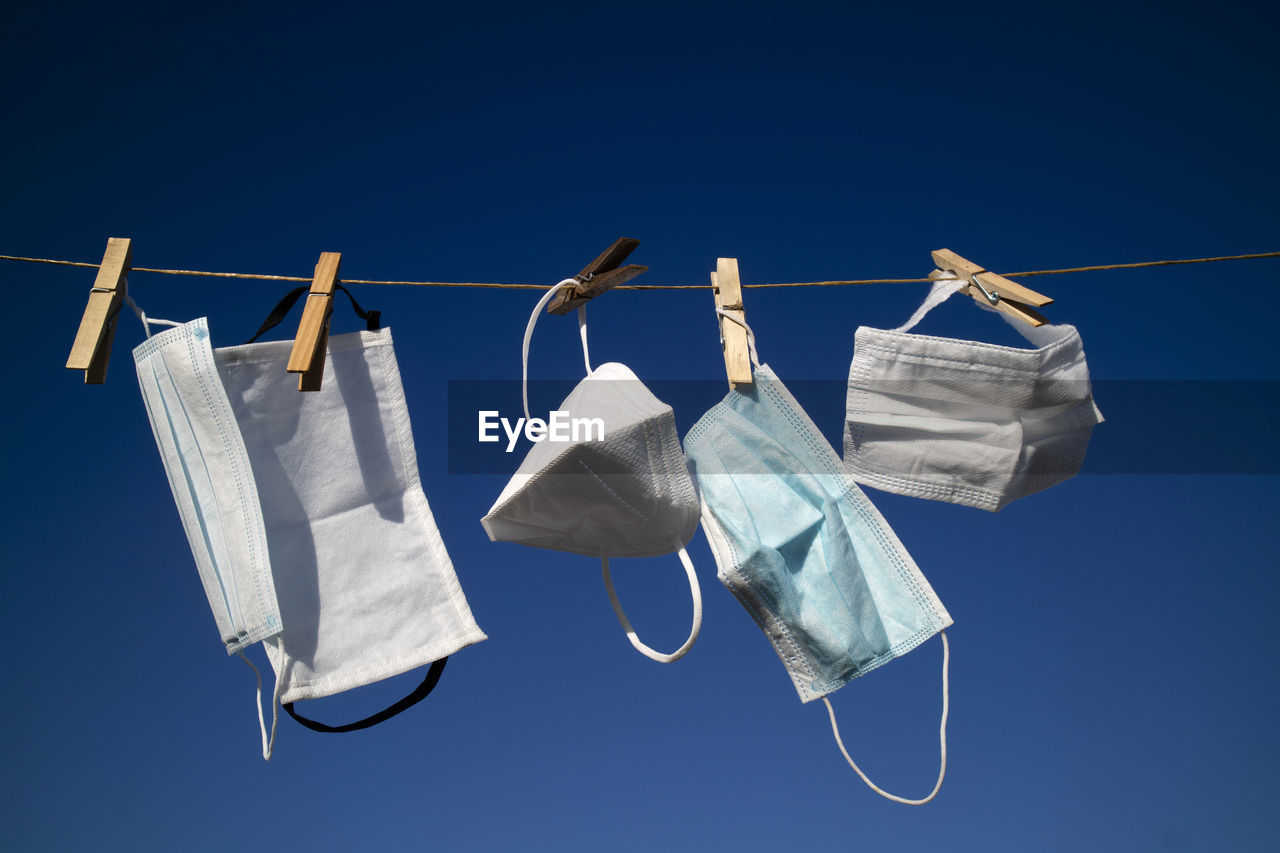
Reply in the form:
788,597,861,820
843,275,1104,512
481,281,703,663
133,295,487,757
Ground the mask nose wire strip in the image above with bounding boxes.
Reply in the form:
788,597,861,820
237,645,284,761
522,279,587,421
821,630,950,805
714,309,762,368
601,546,703,663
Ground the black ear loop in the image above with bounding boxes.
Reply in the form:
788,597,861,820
245,283,381,344
283,658,449,733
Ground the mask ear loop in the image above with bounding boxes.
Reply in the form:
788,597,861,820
522,279,590,420
894,275,969,334
601,545,703,663
714,309,762,369
237,640,285,761
121,290,181,340
577,304,592,375
821,631,950,805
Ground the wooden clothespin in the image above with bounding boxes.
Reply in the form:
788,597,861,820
286,252,342,391
66,237,133,384
932,248,1054,327
711,257,753,388
546,237,648,315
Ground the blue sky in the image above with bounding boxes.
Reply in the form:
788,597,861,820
2,2,1278,851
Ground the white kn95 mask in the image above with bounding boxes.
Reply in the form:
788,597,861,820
482,280,703,663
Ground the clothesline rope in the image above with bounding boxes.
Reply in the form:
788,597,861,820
2,249,1278,290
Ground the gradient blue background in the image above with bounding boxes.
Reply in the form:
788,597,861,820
2,2,1277,850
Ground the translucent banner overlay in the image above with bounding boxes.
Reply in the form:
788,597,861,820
445,379,1280,475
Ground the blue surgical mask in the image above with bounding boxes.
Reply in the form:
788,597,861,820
684,325,953,804
132,312,286,759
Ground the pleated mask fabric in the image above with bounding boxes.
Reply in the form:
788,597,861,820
686,363,951,701
843,275,1104,511
685,317,952,805
134,317,282,656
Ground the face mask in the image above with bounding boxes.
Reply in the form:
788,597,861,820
134,317,282,656
844,275,1104,511
684,318,952,804
133,293,487,758
482,281,703,663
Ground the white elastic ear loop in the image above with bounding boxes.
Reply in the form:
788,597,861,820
894,275,968,333
237,642,284,761
121,290,181,339
577,304,592,375
900,273,1061,348
821,631,950,805
601,547,703,663
714,309,762,368
521,278,589,420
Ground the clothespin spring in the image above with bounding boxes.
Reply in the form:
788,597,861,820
969,273,1000,305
